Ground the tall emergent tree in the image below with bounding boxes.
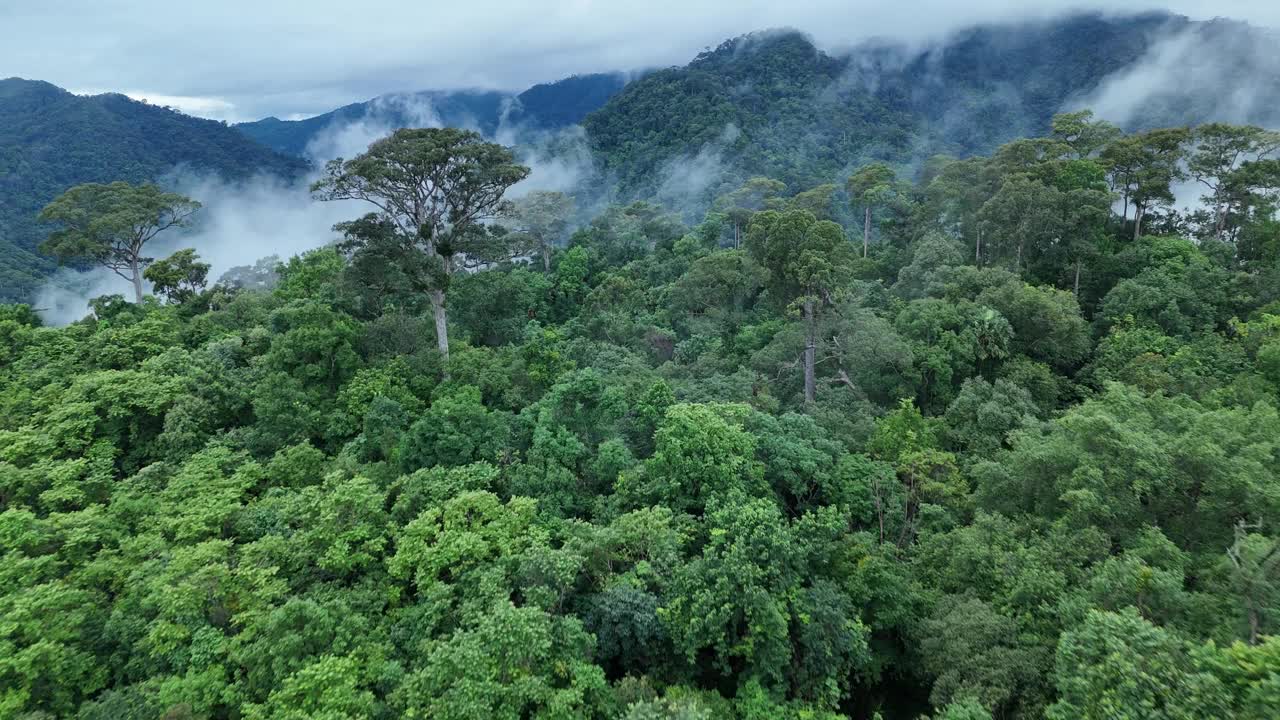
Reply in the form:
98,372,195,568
1050,110,1121,160
746,209,854,405
38,181,201,303
847,163,898,257
1101,128,1189,240
1188,123,1280,240
312,128,530,359
712,177,788,248
501,190,575,271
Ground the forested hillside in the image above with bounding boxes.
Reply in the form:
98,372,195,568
3,113,1280,719
7,12,1278,305
583,11,1279,200
235,73,630,157
0,79,308,302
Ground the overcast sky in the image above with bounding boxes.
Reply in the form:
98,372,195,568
5,1,1279,123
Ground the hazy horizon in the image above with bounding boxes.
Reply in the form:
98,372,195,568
6,2,1280,123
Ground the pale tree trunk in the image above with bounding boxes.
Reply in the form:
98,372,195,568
1215,204,1228,240
542,241,552,272
803,298,816,406
734,222,740,249
425,235,451,364
431,290,449,360
1249,602,1261,646
863,207,871,258
1133,203,1145,241
1073,260,1082,296
129,257,144,303
975,226,982,265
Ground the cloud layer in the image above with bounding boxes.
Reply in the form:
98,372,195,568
32,116,596,325
8,1,1280,122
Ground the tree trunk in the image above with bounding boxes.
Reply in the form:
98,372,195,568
1214,204,1228,240
129,258,144,303
1120,192,1129,224
1133,203,1144,241
1249,602,1260,646
863,207,871,258
734,222,740,249
803,298,816,406
430,289,449,362
1016,238,1023,274
1073,260,1082,296
976,226,982,266
542,241,552,272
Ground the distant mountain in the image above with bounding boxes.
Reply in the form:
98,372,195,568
235,90,511,158
583,12,1202,198
0,78,308,302
513,73,634,129
6,12,1280,304
235,73,630,158
583,12,1280,202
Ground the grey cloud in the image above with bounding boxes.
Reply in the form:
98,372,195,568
1071,19,1280,128
7,1,1280,122
34,171,358,325
33,106,601,325
303,94,447,162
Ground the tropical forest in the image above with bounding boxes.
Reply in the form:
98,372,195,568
2,8,1280,720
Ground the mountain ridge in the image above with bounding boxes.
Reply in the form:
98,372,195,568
0,77,309,301
234,72,631,158
6,10,1280,302
580,11,1218,199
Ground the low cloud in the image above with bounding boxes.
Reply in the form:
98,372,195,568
69,89,243,121
35,171,359,325
1071,20,1280,129
304,94,446,162
16,2,1280,121
653,124,740,217
34,116,602,324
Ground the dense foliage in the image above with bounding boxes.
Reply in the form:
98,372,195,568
582,13,1279,202
8,11,1279,306
0,79,307,302
4,110,1280,719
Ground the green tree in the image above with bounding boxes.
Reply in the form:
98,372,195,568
943,378,1040,455
143,248,210,304
1050,110,1121,159
38,181,201,303
976,175,1060,272
1188,123,1280,240
312,128,530,360
1223,524,1280,645
663,497,867,704
502,190,576,271
398,386,511,470
242,654,378,720
973,384,1280,552
711,177,788,248
920,596,1042,715
1126,128,1189,240
1048,609,1231,720
1101,129,1189,240
669,250,767,343
785,183,839,222
632,403,763,515
847,163,899,257
746,210,854,405
393,602,607,719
